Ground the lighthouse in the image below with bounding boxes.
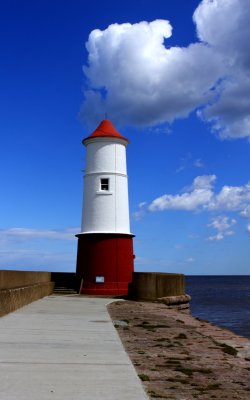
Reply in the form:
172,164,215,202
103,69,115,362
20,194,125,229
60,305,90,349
76,119,134,296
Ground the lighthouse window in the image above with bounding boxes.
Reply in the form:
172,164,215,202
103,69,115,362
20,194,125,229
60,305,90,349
100,178,109,191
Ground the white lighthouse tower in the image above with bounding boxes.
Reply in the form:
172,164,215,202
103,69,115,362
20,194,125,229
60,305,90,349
76,119,134,295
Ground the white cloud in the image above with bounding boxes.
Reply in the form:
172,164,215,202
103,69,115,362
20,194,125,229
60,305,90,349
81,20,223,128
176,154,204,173
187,257,195,262
81,0,250,139
207,182,250,211
208,216,236,231
200,75,250,139
247,224,250,236
147,175,250,215
194,159,204,168
148,189,209,212
0,227,79,242
148,175,216,211
137,174,250,239
0,228,79,271
207,216,236,241
191,175,216,190
132,202,147,221
0,249,76,271
240,205,250,219
190,0,250,139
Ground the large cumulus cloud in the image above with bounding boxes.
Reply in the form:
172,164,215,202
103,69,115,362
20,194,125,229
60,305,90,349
194,0,250,138
81,0,250,140
147,175,250,213
134,175,250,238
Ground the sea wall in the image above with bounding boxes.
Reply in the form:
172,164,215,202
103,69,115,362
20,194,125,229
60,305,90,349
129,272,185,300
0,270,54,317
129,272,190,310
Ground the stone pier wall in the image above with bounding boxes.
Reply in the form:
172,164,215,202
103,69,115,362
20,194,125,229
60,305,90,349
129,272,185,300
0,270,54,317
129,272,190,310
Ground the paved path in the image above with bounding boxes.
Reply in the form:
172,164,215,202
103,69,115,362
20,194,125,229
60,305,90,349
0,295,148,400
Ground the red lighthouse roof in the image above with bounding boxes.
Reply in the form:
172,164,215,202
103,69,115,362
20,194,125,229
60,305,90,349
83,119,128,143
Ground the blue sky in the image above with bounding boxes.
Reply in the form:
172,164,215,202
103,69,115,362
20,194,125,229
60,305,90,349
1,0,250,275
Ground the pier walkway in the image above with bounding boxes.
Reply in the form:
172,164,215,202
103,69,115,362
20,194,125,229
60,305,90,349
0,295,148,400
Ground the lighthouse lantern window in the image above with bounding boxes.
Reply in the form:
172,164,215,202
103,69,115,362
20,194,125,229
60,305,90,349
100,178,109,191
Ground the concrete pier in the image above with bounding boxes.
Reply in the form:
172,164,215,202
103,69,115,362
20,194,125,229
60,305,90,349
0,295,148,400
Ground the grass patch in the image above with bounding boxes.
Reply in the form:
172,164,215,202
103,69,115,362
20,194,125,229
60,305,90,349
136,322,170,329
153,342,174,348
175,365,193,376
153,343,166,348
201,383,221,391
197,389,208,394
195,368,213,374
173,341,184,346
197,383,220,392
206,383,221,390
149,392,168,399
135,324,155,331
165,360,181,365
195,317,209,323
175,333,187,339
138,373,150,381
167,377,189,384
153,324,170,328
212,339,238,356
220,343,238,356
136,322,170,334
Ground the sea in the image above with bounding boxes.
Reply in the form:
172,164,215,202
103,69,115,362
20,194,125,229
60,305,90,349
185,275,250,339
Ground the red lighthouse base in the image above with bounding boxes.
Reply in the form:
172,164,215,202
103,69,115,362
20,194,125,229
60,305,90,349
76,233,134,296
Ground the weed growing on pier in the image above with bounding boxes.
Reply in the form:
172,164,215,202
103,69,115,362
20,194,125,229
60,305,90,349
175,333,187,339
138,373,150,381
220,343,238,356
174,365,193,376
